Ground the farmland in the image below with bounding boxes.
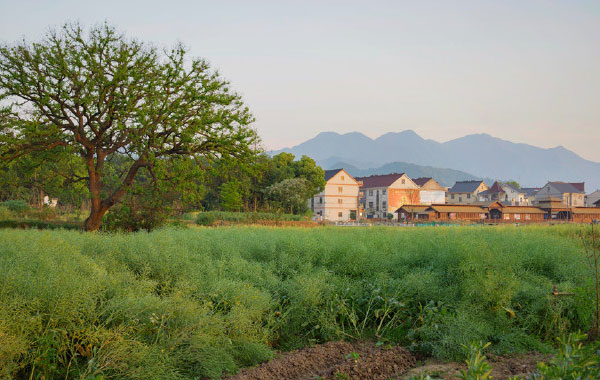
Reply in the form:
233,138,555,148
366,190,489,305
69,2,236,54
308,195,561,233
0,225,596,379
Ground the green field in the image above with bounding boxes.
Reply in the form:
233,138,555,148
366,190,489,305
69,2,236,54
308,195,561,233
0,225,595,379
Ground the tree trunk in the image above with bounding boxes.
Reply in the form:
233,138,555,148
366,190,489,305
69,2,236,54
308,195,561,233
83,205,107,231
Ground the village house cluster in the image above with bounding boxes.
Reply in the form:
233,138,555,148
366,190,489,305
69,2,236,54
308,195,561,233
310,169,600,223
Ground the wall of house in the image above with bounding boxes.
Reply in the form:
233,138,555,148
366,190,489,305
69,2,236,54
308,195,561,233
446,192,478,204
420,190,445,205
312,171,359,222
363,187,387,219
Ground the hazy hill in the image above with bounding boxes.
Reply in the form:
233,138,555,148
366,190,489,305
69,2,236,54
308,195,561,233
272,130,600,189
329,161,491,188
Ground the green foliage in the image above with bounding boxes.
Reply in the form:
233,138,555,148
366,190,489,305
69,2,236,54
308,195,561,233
265,177,312,214
102,202,169,232
0,199,29,213
220,180,244,212
0,225,596,379
458,341,493,380
527,332,600,380
193,211,307,225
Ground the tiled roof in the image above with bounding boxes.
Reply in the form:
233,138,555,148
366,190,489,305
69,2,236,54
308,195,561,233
502,206,546,214
448,181,485,193
356,173,405,188
428,204,486,213
487,181,505,194
521,187,540,196
570,182,585,192
324,169,343,181
572,207,600,215
548,181,585,194
412,177,431,187
395,205,430,213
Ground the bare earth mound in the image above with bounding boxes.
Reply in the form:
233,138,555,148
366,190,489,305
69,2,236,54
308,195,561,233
404,352,552,380
225,341,416,380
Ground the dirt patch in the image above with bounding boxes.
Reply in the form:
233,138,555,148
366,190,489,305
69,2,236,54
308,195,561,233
402,352,552,380
225,341,416,380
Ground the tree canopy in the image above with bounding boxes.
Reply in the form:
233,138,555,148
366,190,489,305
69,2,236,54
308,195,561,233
0,23,258,230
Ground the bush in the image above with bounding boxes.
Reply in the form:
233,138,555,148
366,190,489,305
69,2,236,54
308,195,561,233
0,200,29,214
196,212,216,226
103,203,168,232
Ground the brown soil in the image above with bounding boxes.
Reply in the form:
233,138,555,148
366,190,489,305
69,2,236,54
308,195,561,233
403,352,552,380
225,341,416,380
224,341,551,380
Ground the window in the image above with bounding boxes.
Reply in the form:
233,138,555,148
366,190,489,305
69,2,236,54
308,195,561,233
459,197,462,202
505,215,510,220
526,214,531,220
338,187,343,193
451,194,455,199
467,194,471,199
338,199,343,204
369,190,373,196
319,197,323,204
382,201,387,209
514,214,520,220
368,202,374,208
382,189,387,195
402,179,405,184
341,176,344,180
338,212,343,218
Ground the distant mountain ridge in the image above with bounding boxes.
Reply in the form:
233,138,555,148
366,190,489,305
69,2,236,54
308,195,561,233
271,130,600,190
328,161,492,188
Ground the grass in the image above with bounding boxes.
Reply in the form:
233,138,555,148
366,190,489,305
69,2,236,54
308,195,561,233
0,224,596,379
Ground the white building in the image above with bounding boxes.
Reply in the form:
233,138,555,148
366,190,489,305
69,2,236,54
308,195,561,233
412,177,446,205
586,190,600,207
311,169,360,221
535,181,585,207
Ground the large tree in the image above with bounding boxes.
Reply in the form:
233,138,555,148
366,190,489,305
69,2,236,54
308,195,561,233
0,23,258,230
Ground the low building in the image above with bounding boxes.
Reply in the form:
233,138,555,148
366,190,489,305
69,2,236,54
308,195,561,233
427,204,488,222
395,205,431,221
356,173,420,219
487,201,546,222
535,181,585,207
413,177,446,205
585,190,600,207
446,180,488,204
311,168,360,222
537,196,573,221
572,207,600,223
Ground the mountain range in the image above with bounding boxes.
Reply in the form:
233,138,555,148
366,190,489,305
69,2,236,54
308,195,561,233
272,130,600,190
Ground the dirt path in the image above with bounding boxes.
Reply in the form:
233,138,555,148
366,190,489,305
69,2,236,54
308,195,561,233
224,341,550,380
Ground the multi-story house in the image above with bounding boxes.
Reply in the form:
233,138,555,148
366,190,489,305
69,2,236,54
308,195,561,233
478,181,526,205
412,177,446,205
586,190,600,207
311,168,360,221
446,180,488,204
356,173,419,219
535,181,585,207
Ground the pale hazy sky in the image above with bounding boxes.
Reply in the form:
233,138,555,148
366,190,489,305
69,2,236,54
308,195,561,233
1,0,599,160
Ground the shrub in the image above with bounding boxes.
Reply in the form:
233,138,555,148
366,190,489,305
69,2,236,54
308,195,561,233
196,212,216,226
0,200,29,214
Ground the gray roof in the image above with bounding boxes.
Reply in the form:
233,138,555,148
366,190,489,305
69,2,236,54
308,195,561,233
503,183,521,193
548,181,585,194
448,180,485,193
324,169,343,181
521,187,540,196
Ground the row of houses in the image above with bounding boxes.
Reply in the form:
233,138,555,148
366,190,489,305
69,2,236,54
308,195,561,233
310,168,600,222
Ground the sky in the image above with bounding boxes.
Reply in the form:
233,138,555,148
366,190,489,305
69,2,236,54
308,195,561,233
1,0,599,161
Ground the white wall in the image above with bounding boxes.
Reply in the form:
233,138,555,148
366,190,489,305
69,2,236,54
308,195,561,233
419,190,445,205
